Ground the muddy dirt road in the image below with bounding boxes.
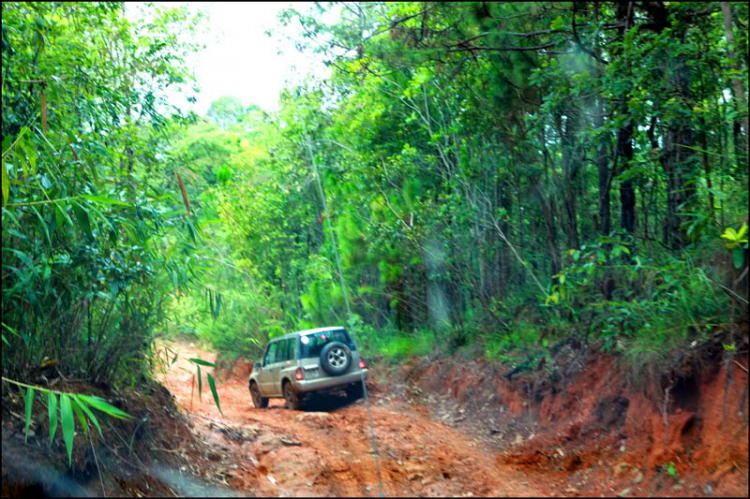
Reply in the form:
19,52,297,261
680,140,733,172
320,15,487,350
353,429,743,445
157,340,545,497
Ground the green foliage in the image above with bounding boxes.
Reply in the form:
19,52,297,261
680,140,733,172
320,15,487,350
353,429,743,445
187,358,223,415
483,323,541,362
547,236,732,376
5,377,132,467
666,461,678,478
2,2,205,387
721,223,749,269
356,326,435,362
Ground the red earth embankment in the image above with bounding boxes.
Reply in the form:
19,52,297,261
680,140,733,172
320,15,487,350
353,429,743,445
397,332,749,497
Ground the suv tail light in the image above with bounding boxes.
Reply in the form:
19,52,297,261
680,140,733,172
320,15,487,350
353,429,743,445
359,357,366,369
295,367,304,380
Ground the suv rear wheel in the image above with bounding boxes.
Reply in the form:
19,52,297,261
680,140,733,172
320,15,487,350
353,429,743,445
250,381,268,408
283,381,303,410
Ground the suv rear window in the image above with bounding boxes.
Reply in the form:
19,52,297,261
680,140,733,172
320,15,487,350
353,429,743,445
299,329,357,359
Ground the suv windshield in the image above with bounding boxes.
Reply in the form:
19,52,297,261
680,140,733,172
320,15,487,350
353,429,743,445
299,329,357,359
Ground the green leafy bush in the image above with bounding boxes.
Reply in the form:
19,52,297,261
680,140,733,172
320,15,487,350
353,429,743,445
4,378,132,467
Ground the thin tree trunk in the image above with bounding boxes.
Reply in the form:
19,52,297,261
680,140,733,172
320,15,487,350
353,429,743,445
699,117,716,222
616,2,636,237
618,123,636,234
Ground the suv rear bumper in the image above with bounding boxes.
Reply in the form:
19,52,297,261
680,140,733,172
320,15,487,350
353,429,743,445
292,368,368,394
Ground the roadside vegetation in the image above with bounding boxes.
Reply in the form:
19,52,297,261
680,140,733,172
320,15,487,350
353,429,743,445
1,0,748,485
163,2,748,373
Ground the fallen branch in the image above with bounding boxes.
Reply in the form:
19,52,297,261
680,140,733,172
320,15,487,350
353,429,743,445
89,429,106,497
733,360,748,373
734,461,748,479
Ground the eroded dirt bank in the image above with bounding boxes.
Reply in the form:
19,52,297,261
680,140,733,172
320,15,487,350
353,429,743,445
156,331,748,498
158,340,547,497
395,334,749,497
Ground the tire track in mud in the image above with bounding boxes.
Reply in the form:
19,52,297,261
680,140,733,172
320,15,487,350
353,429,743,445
158,340,542,497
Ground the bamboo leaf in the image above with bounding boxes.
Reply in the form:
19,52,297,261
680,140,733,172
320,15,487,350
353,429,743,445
70,396,88,438
77,395,132,419
24,387,34,443
41,87,48,136
2,158,9,206
29,205,51,248
60,394,75,467
48,391,58,445
189,358,215,367
1,135,12,156
72,201,92,239
2,127,29,159
207,373,223,416
54,201,73,228
80,194,129,206
22,140,37,176
197,365,202,400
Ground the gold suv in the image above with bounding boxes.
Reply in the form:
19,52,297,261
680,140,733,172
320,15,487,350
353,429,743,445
248,327,368,410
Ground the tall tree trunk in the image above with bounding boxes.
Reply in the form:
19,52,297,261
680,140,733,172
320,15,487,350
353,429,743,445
517,189,526,286
640,3,698,249
554,113,581,249
662,122,696,249
595,97,612,236
540,127,561,280
720,2,749,153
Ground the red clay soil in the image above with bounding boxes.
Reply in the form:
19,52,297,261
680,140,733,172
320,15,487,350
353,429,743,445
157,340,549,497
153,332,748,498
404,338,749,497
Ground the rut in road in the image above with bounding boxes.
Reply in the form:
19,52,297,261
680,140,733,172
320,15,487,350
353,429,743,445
158,339,543,497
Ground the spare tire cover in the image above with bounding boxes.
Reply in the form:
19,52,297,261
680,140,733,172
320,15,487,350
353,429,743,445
320,341,352,376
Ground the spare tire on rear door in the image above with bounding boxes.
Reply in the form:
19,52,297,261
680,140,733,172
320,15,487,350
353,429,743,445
320,341,352,376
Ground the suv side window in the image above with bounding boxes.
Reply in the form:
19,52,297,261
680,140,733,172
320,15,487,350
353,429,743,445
264,342,278,366
283,338,295,361
278,338,291,362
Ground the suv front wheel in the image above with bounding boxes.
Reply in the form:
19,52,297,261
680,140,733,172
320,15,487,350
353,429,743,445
283,381,303,410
